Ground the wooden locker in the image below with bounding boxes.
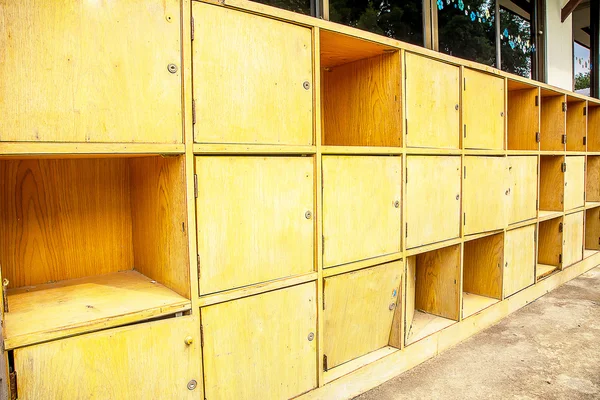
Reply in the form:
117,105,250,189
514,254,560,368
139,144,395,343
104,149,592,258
506,81,539,151
564,156,585,211
563,211,584,267
566,97,586,152
585,207,600,252
507,156,538,224
540,92,566,151
504,225,536,297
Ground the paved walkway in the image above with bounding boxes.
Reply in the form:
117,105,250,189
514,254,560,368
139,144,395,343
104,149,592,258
356,266,600,400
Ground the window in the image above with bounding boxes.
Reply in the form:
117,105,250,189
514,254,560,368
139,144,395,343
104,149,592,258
500,6,534,79
574,42,591,93
252,0,315,16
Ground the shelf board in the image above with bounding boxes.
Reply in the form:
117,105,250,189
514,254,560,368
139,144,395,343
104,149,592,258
584,249,599,259
320,145,403,155
536,263,559,280
462,293,499,319
193,143,316,155
0,142,185,158
406,310,455,346
4,270,191,350
323,346,398,385
585,202,600,210
538,210,563,222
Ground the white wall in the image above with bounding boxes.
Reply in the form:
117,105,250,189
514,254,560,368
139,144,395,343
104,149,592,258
545,0,573,90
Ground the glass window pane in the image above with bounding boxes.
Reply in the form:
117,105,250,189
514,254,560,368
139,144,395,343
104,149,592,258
329,0,424,46
574,42,591,93
251,0,312,15
437,0,496,66
500,7,533,79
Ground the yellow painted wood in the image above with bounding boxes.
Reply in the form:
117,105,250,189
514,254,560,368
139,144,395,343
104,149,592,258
406,156,461,248
405,310,455,346
504,225,536,297
195,156,314,295
507,156,538,224
540,94,566,151
463,69,505,150
564,156,585,211
192,3,313,145
585,207,600,251
14,317,201,399
462,293,499,318
463,233,504,301
506,86,539,150
0,0,182,143
405,257,416,340
201,283,317,400
588,106,600,151
539,156,565,212
566,99,586,151
463,156,508,235
322,156,402,267
586,156,600,201
563,211,584,267
538,217,563,268
404,53,460,149
537,263,558,280
323,262,402,369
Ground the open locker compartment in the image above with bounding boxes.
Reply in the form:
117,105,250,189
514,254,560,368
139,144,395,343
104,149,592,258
506,79,540,151
585,206,600,258
562,211,584,268
321,30,402,147
405,245,460,346
462,233,503,318
507,155,538,225
565,96,587,152
539,155,564,215
504,225,536,298
588,101,600,151
586,156,600,205
537,216,563,280
539,89,566,151
0,156,191,350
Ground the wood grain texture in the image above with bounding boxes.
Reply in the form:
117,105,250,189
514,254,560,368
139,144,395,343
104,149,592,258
14,316,201,399
404,53,460,149
415,245,460,321
322,156,402,267
322,53,402,147
504,225,536,298
201,283,317,400
195,156,314,295
463,233,504,300
563,211,584,267
566,99,586,151
0,159,133,288
586,156,600,201
4,271,190,350
588,106,600,151
536,263,558,280
320,29,395,68
405,257,416,341
538,217,563,267
0,0,182,143
388,273,404,349
406,156,461,248
193,2,313,145
462,293,499,318
130,157,189,298
507,156,538,224
585,208,600,251
463,156,508,235
540,95,566,151
463,69,505,150
539,156,565,211
323,262,402,369
405,310,455,345
507,88,539,150
564,156,585,211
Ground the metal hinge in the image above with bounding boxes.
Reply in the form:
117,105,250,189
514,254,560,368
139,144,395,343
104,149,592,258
561,134,567,144
194,174,198,198
191,16,195,41
584,137,587,146
405,223,408,238
192,99,197,125
534,229,537,242
559,222,563,233
9,371,16,400
561,162,567,173
464,212,466,226
535,95,539,106
562,102,567,112
323,355,328,371
3,278,9,313
463,125,467,138
197,255,201,278
464,166,467,179
406,121,408,135
200,324,204,348
559,253,563,264
584,106,587,116
598,237,600,246
322,279,326,310
464,77,466,91
536,199,538,210
405,167,408,183
535,132,540,143
322,235,325,254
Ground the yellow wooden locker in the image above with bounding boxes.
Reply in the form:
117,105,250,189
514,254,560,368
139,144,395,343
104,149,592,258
0,0,182,143
463,69,505,150
537,216,563,279
406,156,461,248
193,2,313,145
507,156,538,225
563,211,584,267
404,53,460,149
201,283,317,400
322,156,402,267
506,81,539,151
504,225,536,298
585,207,600,252
566,97,586,151
564,156,585,211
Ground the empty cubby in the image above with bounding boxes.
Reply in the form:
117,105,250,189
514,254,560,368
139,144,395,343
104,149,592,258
588,101,600,151
585,206,600,257
321,30,402,147
0,156,190,350
586,156,600,204
462,233,503,318
405,245,460,346
566,96,587,151
507,79,540,151
537,216,563,280
539,155,564,213
562,211,584,268
540,89,566,151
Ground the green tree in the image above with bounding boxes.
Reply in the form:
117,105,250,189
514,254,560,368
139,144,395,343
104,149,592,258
575,72,591,90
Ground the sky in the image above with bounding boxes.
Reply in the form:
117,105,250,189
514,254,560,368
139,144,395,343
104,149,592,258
574,42,590,76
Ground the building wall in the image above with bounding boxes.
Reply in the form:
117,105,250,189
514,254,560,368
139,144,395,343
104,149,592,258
546,0,573,90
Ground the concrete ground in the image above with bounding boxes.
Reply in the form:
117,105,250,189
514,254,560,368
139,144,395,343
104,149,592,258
356,266,600,400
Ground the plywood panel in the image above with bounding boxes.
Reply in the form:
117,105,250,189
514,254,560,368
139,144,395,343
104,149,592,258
201,283,317,400
388,272,404,349
404,53,459,149
586,156,600,202
507,88,539,150
130,157,189,298
405,257,416,339
322,156,402,267
504,225,536,297
588,106,600,151
564,156,585,211
415,245,460,321
0,0,182,143
322,53,402,147
320,30,395,68
463,156,507,235
463,233,503,300
540,95,566,151
585,208,600,251
193,2,313,145
508,156,538,224
463,69,505,150
406,156,461,248
323,262,402,369
566,99,586,151
538,217,562,267
563,211,584,267
196,156,314,295
14,317,202,399
0,159,133,288
539,156,564,212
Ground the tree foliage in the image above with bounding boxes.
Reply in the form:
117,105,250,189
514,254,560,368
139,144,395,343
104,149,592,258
575,72,591,90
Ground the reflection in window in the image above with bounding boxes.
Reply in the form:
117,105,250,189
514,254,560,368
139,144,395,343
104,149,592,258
437,0,496,66
329,0,424,46
252,0,313,15
500,7,533,79
574,42,591,93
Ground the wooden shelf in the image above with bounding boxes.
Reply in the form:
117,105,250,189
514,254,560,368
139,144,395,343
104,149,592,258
462,293,499,318
585,202,600,209
405,310,455,346
4,271,191,350
536,263,558,280
0,142,185,158
539,210,563,221
584,250,599,259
